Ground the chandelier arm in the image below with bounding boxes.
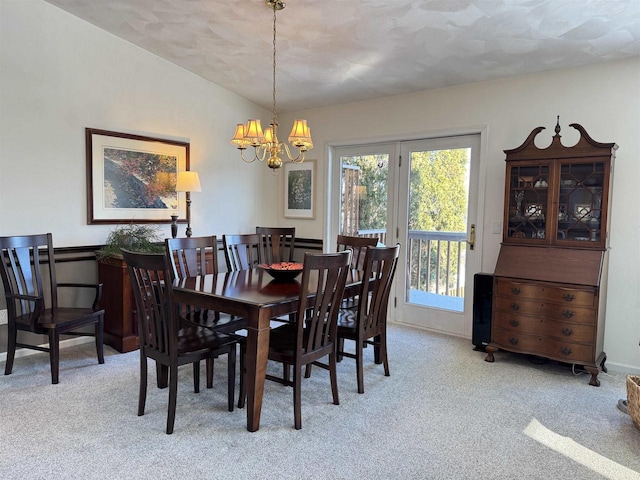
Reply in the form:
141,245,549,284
256,145,268,162
282,143,304,163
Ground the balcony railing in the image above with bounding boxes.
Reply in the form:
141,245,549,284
358,228,466,298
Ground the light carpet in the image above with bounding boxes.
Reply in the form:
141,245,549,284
0,325,638,480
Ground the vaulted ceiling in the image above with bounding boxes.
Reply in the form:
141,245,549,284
44,0,640,112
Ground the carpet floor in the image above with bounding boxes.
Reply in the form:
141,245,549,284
0,324,638,479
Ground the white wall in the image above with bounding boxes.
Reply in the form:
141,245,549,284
279,59,640,374
1,1,638,373
0,0,274,246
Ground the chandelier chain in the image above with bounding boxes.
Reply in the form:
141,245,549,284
272,5,278,130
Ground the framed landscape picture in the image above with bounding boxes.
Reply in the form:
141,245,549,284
86,128,190,224
284,160,315,219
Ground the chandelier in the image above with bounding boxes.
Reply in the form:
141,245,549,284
230,0,313,171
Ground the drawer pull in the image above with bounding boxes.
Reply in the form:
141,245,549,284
509,319,520,327
511,287,521,295
509,337,519,345
561,310,575,318
510,303,520,311
562,293,576,302
560,347,572,356
561,328,573,336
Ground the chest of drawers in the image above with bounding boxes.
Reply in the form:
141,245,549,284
485,245,607,386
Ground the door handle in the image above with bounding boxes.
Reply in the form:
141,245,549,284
468,224,475,251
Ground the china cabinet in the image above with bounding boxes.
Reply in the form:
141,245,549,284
485,119,617,386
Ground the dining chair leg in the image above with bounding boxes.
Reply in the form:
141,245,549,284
329,351,340,405
138,350,148,416
304,364,312,378
337,338,345,362
166,365,179,434
206,358,214,389
293,366,302,430
95,318,105,364
356,338,365,394
237,342,246,409
374,334,382,364
4,322,16,375
227,346,236,412
48,330,60,384
380,332,390,377
193,361,200,393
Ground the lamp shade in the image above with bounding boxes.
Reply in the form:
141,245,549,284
176,171,201,192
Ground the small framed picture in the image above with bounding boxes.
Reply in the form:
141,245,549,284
284,160,315,219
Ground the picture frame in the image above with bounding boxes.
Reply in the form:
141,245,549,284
283,160,315,219
86,128,190,224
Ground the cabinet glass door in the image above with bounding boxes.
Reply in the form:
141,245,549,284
506,164,550,241
557,162,605,244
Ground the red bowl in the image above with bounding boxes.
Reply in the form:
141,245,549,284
258,262,303,282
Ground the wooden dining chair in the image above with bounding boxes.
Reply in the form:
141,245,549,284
247,250,351,429
337,234,378,270
256,227,295,264
165,236,247,332
336,234,378,310
0,233,104,384
334,244,400,394
122,249,240,434
222,234,263,272
165,236,248,392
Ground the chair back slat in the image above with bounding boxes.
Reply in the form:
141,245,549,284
358,244,400,335
297,251,351,357
336,234,378,270
256,227,295,264
165,236,218,279
122,250,176,357
222,234,262,271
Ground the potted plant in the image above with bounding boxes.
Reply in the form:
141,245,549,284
97,224,164,261
97,224,165,353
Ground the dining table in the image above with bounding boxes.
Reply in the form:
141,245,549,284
171,266,365,432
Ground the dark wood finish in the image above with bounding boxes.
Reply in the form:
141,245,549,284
171,266,366,432
165,236,248,389
166,235,218,278
332,245,400,394
493,245,603,287
257,251,351,429
0,233,104,384
256,227,295,264
487,120,616,386
98,255,139,353
336,234,378,270
122,250,240,434
222,234,263,271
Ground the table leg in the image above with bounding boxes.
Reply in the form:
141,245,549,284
245,308,271,432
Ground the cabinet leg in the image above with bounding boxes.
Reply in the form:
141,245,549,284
484,345,497,363
584,365,601,387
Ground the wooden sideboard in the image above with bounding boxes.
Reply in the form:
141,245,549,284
98,255,139,353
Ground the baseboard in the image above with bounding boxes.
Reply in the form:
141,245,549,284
0,337,94,363
606,361,640,376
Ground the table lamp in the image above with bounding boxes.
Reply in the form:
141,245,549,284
175,171,201,237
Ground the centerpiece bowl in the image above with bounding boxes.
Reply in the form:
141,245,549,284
258,262,304,282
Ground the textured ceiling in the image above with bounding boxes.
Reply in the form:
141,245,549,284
43,0,640,113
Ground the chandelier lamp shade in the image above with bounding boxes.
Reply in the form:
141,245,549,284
230,0,313,171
